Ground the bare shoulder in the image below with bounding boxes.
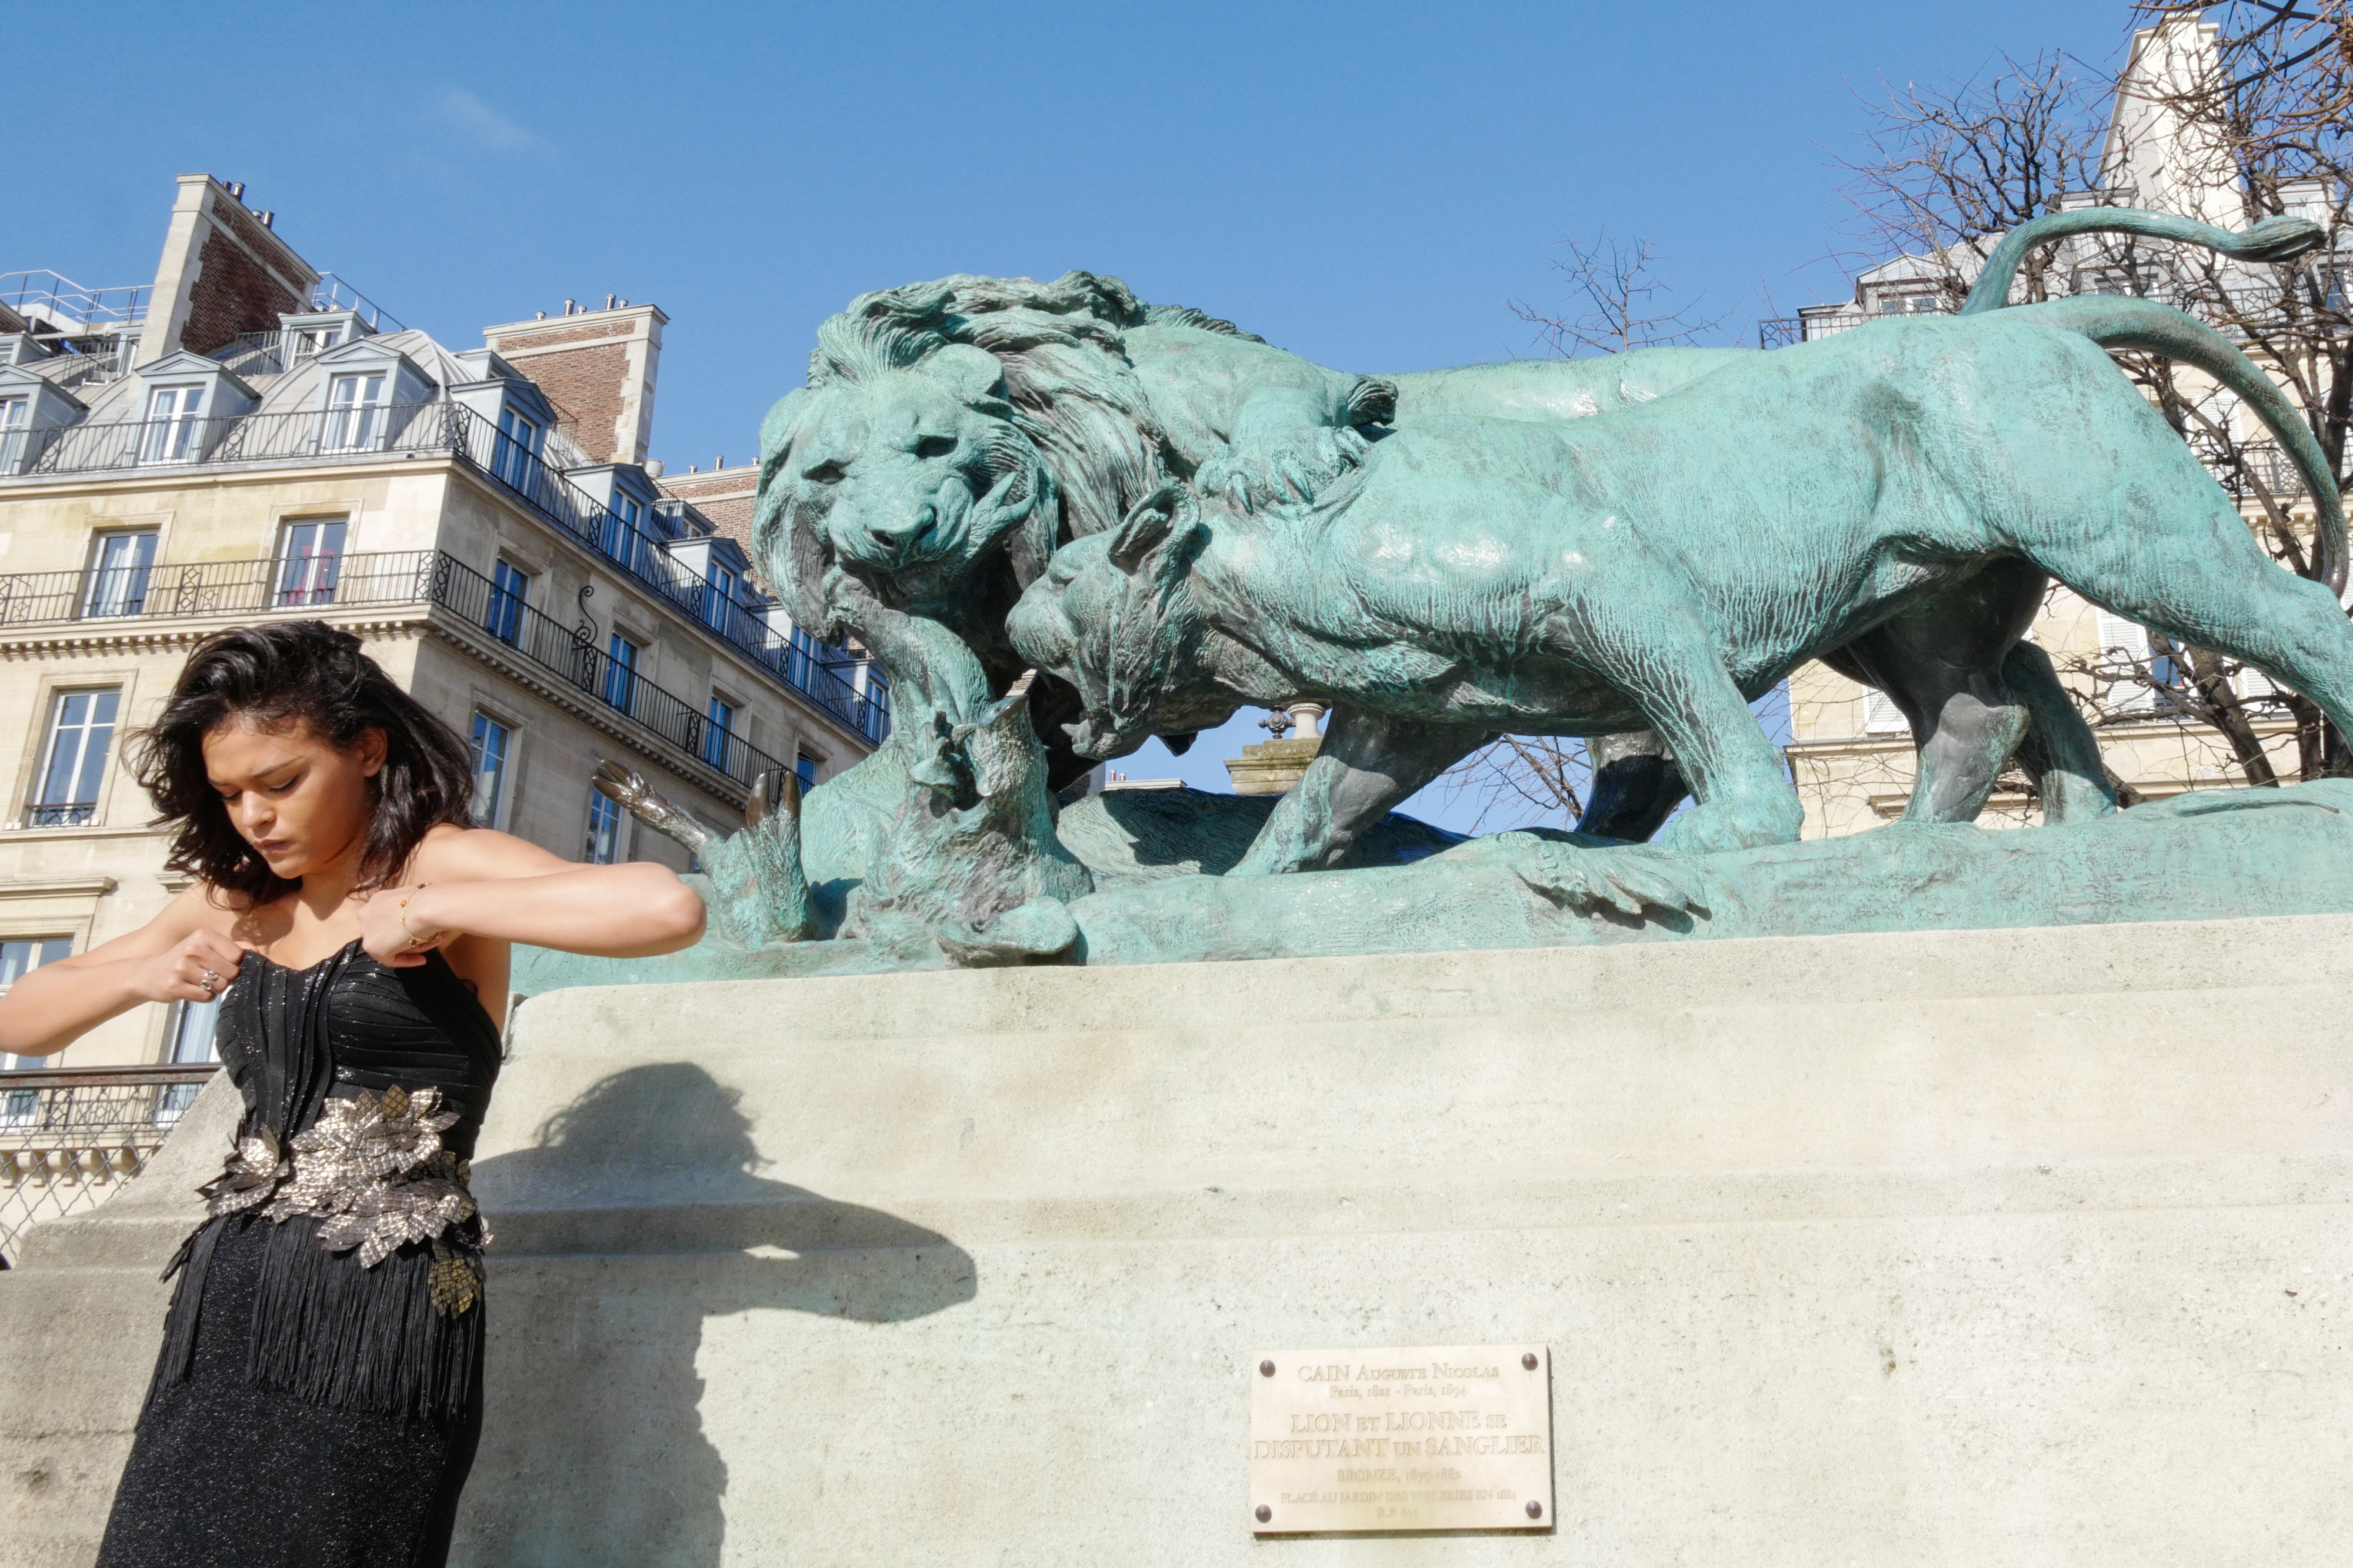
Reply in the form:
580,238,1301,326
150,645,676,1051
405,822,573,883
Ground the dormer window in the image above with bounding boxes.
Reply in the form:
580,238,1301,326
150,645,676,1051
141,385,206,463
495,406,542,489
609,492,649,569
701,558,741,636
0,396,25,471
322,371,388,451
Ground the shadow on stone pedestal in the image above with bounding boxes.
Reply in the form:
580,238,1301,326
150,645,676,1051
0,1062,974,1568
460,1063,975,1568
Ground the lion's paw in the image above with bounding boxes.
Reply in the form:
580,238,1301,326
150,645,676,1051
1498,838,1714,919
1199,424,1369,513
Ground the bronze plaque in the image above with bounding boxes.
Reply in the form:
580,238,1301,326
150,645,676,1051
1248,1345,1552,1534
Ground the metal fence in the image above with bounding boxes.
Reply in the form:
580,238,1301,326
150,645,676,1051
25,337,136,393
309,274,403,333
2221,441,2312,499
0,1064,219,1266
0,271,150,331
210,329,325,379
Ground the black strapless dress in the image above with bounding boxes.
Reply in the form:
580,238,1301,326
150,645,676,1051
98,941,502,1568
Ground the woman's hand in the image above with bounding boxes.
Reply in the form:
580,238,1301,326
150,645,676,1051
137,929,251,1004
358,885,449,968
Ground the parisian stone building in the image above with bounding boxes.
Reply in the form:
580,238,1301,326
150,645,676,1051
0,173,886,1070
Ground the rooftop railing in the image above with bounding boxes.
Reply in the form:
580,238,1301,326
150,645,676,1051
1759,300,1956,349
1,399,889,742
0,1063,219,1265
0,271,151,331
19,334,137,392
309,273,404,333
210,329,321,379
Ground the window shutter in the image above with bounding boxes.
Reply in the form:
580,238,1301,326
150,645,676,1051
2095,610,2155,716
2236,662,2277,700
1862,686,1907,735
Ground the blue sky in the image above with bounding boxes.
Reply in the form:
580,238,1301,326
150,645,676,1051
5,0,2137,831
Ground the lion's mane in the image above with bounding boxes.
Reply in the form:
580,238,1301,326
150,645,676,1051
796,271,1259,549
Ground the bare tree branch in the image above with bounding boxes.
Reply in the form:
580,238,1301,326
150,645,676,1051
1508,230,1733,357
1832,51,2105,308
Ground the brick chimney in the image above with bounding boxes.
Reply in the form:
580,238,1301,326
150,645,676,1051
137,174,321,366
482,302,666,465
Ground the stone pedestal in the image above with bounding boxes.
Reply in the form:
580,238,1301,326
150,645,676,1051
4,916,2350,1565
1222,735,1322,794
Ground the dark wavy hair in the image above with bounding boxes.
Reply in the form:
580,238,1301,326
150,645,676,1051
129,621,478,904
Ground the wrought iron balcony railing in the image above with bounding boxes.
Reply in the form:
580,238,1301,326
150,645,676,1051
0,548,444,627
0,1063,220,1265
428,554,790,788
2219,439,2315,499
0,548,789,792
11,399,459,474
4,399,890,743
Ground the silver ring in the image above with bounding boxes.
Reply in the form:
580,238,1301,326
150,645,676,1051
200,969,220,994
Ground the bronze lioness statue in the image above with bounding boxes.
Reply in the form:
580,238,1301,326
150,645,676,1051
1002,284,2347,876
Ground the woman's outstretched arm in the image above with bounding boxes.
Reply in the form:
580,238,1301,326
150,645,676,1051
0,887,246,1057
361,823,706,969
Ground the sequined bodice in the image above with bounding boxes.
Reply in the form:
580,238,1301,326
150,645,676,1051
215,941,502,1159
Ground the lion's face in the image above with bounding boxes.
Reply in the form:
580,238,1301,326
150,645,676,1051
1007,489,1237,759
761,348,1051,618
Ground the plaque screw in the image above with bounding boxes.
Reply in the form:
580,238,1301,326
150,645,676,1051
1522,1353,1538,1370
1256,1505,1272,1523
1527,1501,1544,1519
1259,1360,1275,1377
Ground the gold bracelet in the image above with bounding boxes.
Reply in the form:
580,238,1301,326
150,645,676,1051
398,885,437,950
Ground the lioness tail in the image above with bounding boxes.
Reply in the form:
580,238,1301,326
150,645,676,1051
1961,207,2324,316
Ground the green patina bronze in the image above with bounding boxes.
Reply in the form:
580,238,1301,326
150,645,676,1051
554,207,2353,985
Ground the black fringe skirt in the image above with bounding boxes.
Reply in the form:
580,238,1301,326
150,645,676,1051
96,1216,484,1568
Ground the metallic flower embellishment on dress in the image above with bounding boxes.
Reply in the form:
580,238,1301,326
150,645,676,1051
265,1086,481,1274
193,1084,489,1316
201,1128,291,1219
428,1235,483,1316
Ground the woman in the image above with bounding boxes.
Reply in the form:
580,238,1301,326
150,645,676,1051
0,621,705,1567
